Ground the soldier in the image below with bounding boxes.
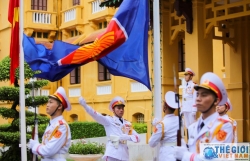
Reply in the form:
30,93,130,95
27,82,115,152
29,87,72,161
217,98,237,142
182,68,197,129
79,96,140,161
148,91,180,161
174,72,234,161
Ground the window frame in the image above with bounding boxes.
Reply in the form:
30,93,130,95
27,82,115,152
178,39,185,72
98,63,111,81
73,0,80,6
31,0,47,11
70,67,81,84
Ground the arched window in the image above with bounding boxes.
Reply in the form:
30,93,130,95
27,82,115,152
70,114,78,122
132,113,144,123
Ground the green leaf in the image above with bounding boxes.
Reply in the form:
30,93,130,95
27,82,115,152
0,56,49,161
0,87,30,101
25,96,49,107
0,132,31,145
0,56,38,81
69,141,105,154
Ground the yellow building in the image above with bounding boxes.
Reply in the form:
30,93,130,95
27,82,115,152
0,0,249,142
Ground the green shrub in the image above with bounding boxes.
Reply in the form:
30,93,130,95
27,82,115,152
132,123,147,134
69,140,105,154
69,122,106,139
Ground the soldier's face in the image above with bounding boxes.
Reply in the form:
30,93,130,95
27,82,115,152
216,105,227,114
184,74,192,82
113,105,124,118
195,88,218,112
46,98,60,115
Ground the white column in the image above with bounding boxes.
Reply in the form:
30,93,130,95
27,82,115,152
153,0,161,160
19,0,27,160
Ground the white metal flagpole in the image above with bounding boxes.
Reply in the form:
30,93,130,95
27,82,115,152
153,0,162,160
19,0,27,160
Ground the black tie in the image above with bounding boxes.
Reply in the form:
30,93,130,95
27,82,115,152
186,82,188,86
119,118,123,124
200,122,204,130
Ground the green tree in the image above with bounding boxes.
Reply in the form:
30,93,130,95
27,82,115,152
0,56,50,161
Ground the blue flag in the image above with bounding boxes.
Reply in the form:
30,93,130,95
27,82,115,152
23,36,81,81
23,0,150,90
98,0,150,90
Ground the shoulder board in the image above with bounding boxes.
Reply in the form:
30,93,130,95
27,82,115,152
218,117,230,123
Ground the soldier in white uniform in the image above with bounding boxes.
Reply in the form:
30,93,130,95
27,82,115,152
217,98,237,142
182,68,197,129
149,91,180,161
79,96,140,161
29,87,72,161
174,72,234,161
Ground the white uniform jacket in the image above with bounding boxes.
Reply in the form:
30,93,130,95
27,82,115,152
149,114,179,161
181,112,233,161
83,105,140,161
182,80,197,112
220,114,237,143
32,116,71,161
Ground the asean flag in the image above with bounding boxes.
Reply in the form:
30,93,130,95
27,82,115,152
57,0,140,66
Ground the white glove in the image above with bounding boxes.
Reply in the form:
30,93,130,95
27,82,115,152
174,146,188,160
174,138,188,160
79,96,87,107
29,139,39,149
152,118,160,126
119,134,130,141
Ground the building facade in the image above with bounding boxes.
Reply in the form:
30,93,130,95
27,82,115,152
0,0,249,142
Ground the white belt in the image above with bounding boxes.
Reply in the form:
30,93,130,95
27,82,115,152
108,139,127,144
45,154,67,159
161,142,176,147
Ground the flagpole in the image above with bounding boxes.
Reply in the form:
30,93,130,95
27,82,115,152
19,0,27,160
153,0,161,160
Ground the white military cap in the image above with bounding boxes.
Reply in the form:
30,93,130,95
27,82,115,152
49,87,71,111
164,91,181,109
225,98,232,111
184,68,195,76
109,96,125,111
194,72,227,105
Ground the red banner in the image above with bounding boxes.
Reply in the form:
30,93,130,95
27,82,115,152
8,0,19,84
